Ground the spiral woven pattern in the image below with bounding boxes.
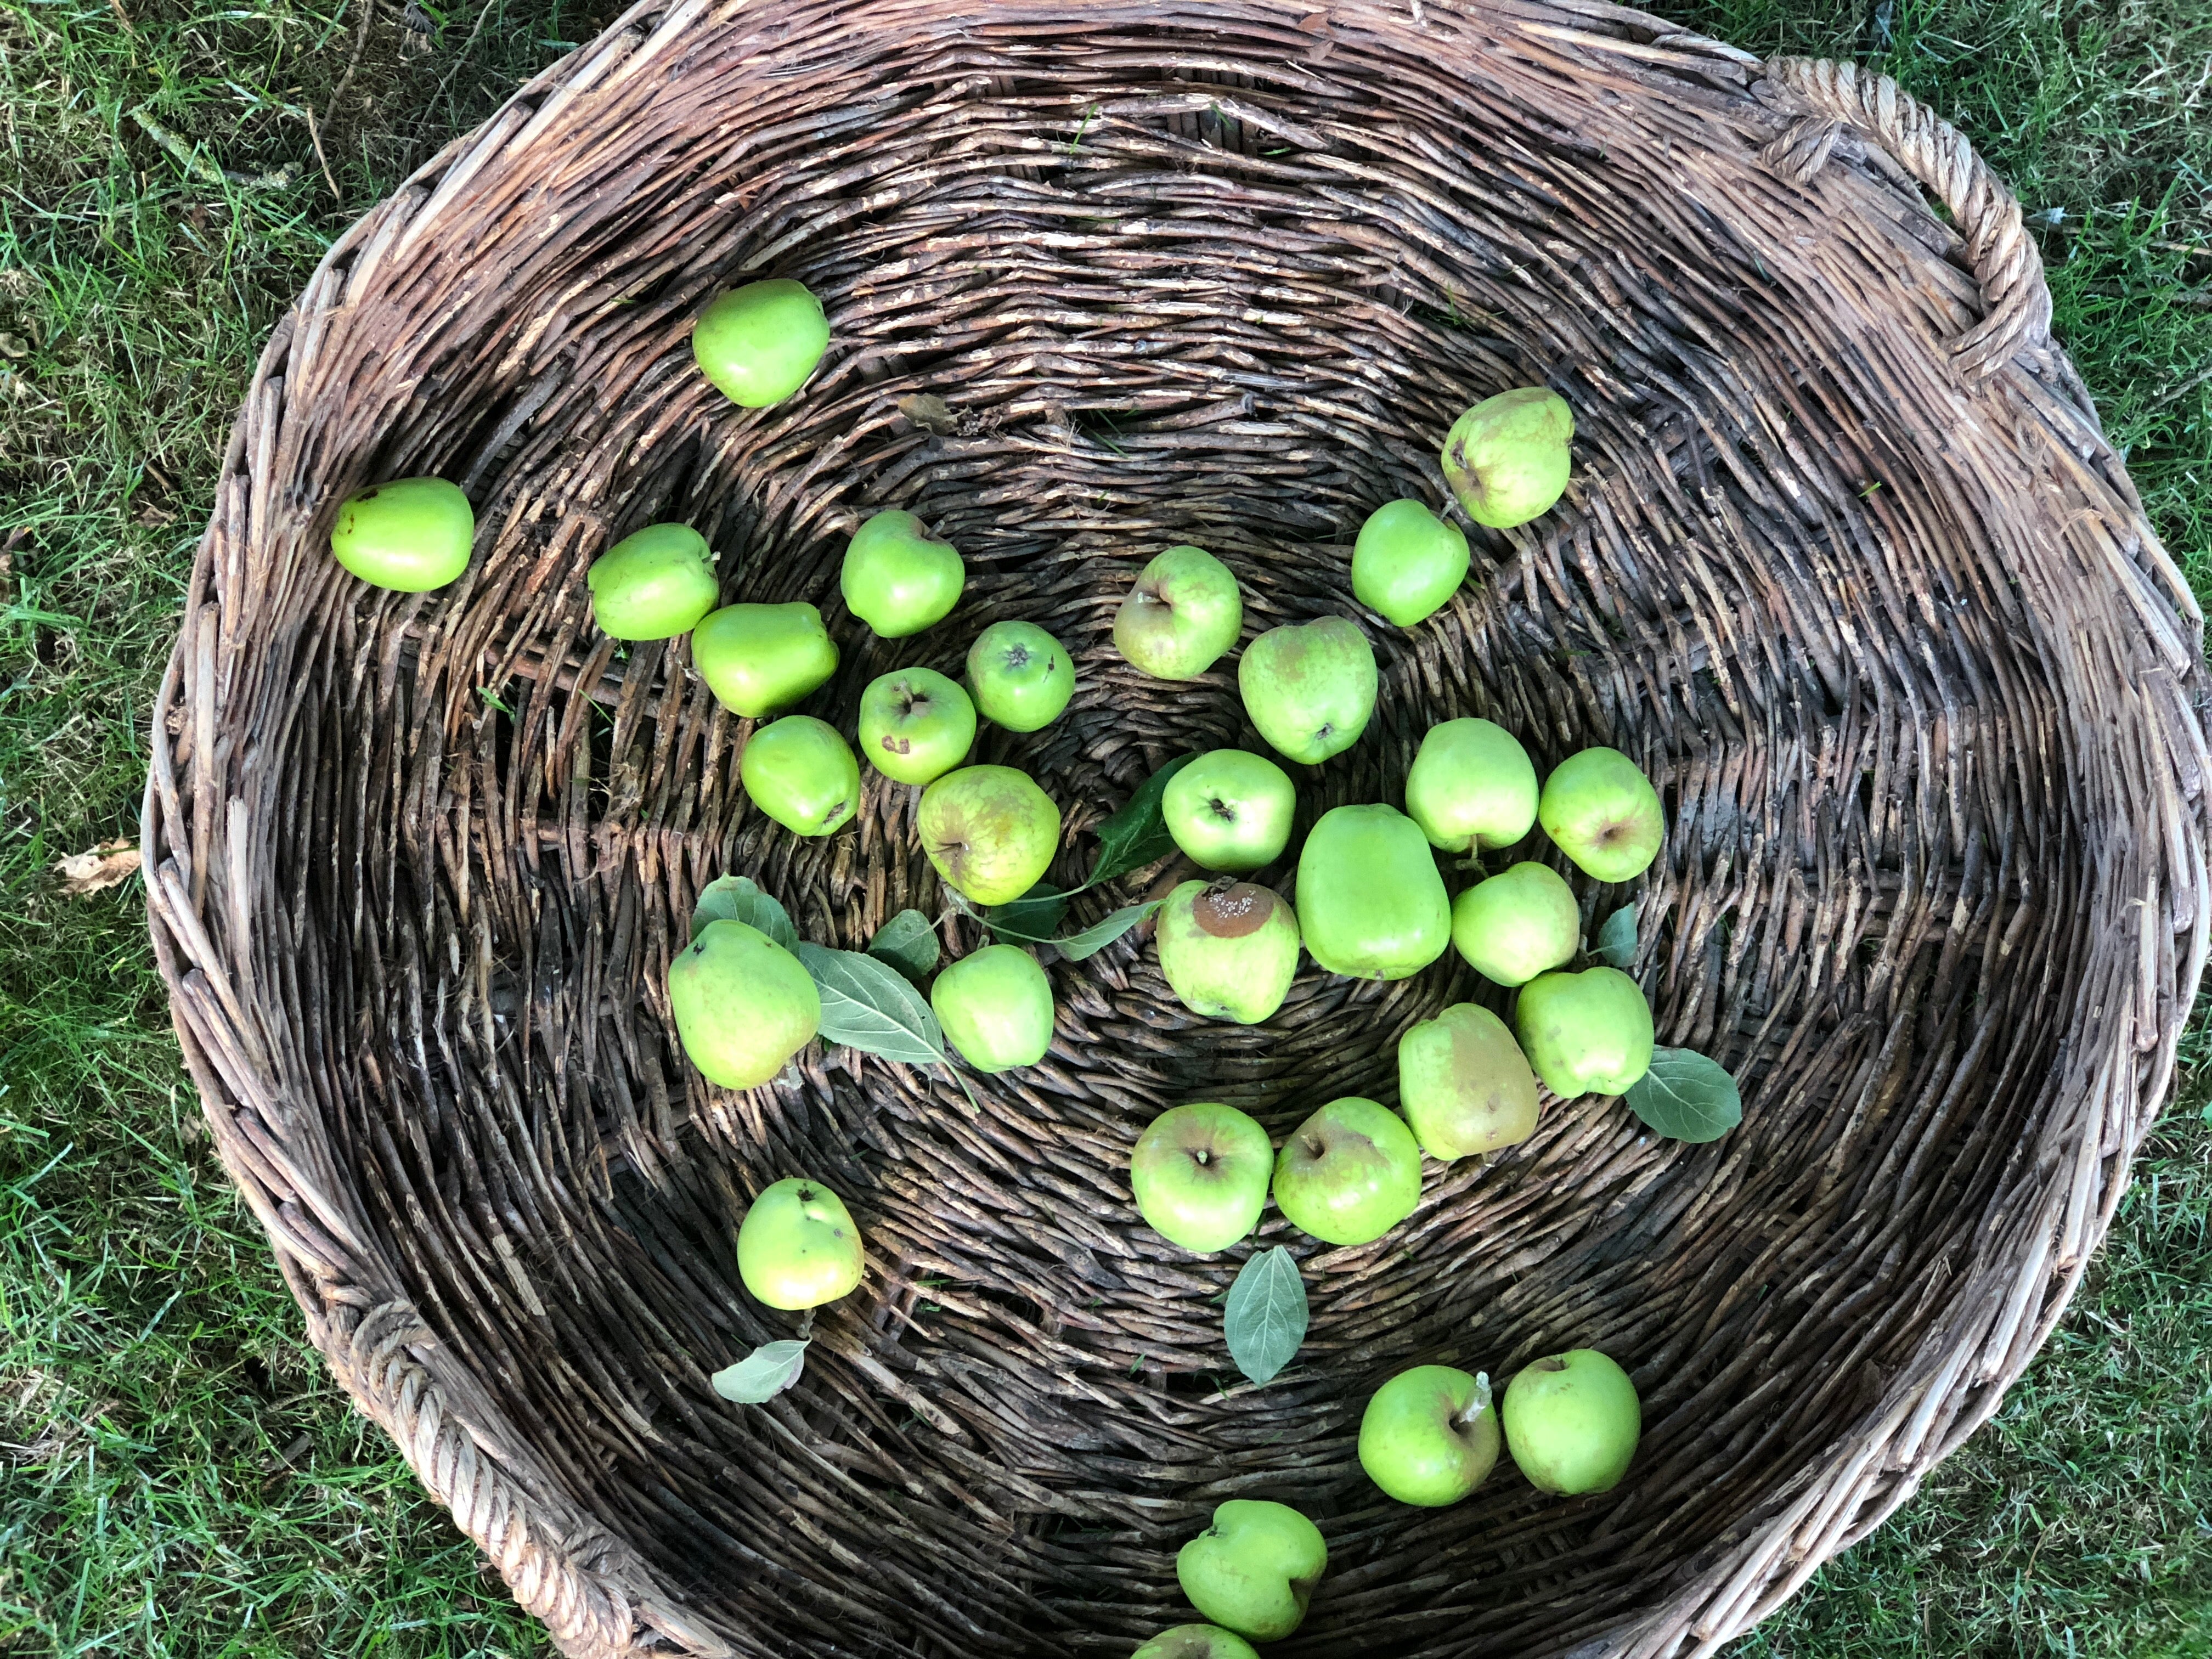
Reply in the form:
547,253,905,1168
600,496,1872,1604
145,1,2209,1655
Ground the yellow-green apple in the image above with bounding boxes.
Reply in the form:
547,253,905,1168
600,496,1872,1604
1237,616,1376,765
1501,1348,1641,1494
1514,966,1654,1096
1154,881,1300,1025
1397,1002,1541,1159
840,509,964,638
1450,862,1579,986
667,920,820,1088
1352,499,1470,627
1538,746,1664,882
586,522,719,640
858,667,975,786
736,1176,864,1309
917,765,1062,905
1114,546,1243,680
1441,387,1574,528
740,715,860,837
691,278,828,408
1293,804,1450,980
692,602,837,717
1163,749,1296,873
967,620,1076,731
330,476,473,591
1271,1096,1422,1246
1129,1102,1273,1253
1358,1364,1500,1506
1130,1627,1259,1659
1404,717,1538,852
1174,1500,1327,1642
930,944,1053,1071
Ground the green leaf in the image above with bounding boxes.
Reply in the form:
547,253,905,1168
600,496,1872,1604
1594,904,1637,970
710,1339,809,1403
1222,1245,1308,1386
980,881,1068,944
1053,900,1161,962
867,910,940,982
1623,1047,1742,1143
1088,754,1197,885
693,874,798,950
793,943,945,1065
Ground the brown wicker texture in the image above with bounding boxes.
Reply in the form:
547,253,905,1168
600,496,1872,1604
143,1,2208,1655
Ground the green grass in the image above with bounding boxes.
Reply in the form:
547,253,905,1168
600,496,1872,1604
0,0,2207,1653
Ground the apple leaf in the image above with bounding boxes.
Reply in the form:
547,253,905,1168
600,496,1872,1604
1088,754,1197,885
979,881,1069,944
1052,900,1161,961
710,1339,809,1403
1594,903,1637,970
1624,1047,1742,1143
866,910,940,983
1222,1245,1308,1386
793,943,946,1065
693,874,799,950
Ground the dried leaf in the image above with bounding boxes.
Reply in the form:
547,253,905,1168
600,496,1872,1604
0,332,28,358
55,840,140,897
896,393,958,435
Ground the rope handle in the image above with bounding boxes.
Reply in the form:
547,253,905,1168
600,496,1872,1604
1760,57,2052,379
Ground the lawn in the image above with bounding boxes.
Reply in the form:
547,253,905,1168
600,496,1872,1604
1,0,2207,1654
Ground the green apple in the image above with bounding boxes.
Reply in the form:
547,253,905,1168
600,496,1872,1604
1441,387,1575,528
1404,717,1539,853
692,602,837,717
1174,1500,1327,1643
1130,1626,1260,1659
930,944,1054,1071
917,765,1062,905
967,620,1075,731
1113,546,1243,680
1294,804,1451,980
1271,1096,1422,1247
1539,747,1665,882
1514,966,1655,1097
1129,1102,1273,1254
330,476,472,591
1451,862,1579,986
735,1176,864,1310
858,667,975,786
1501,1348,1641,1495
841,509,964,638
691,278,828,408
740,715,860,837
1351,499,1470,627
1162,749,1296,873
585,522,719,640
667,919,820,1088
1238,616,1377,765
1358,1364,1500,1507
1154,880,1301,1025
1397,1003,1541,1160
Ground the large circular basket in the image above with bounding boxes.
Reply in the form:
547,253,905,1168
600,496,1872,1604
145,1,2210,1654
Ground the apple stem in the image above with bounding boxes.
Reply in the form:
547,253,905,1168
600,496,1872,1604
795,1308,816,1339
1458,1372,1493,1424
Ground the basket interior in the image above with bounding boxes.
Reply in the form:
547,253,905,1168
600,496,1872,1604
207,1,2155,1653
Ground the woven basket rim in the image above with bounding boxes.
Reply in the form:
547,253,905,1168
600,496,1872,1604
142,2,2211,1655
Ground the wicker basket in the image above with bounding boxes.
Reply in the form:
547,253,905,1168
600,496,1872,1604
144,1,2209,1654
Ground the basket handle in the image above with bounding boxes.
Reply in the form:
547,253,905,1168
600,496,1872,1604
1759,57,2051,379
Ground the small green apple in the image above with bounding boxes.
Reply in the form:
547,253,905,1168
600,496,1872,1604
841,509,964,639
330,476,473,591
1539,747,1665,882
692,602,837,717
917,765,1062,905
1514,966,1655,1097
1129,1101,1273,1254
967,620,1075,731
858,667,975,786
1358,1364,1500,1506
1154,880,1301,1025
1114,546,1243,680
740,715,860,837
1174,1499,1327,1643
1501,1348,1641,1494
1441,387,1575,528
586,522,719,640
1294,804,1451,980
1451,862,1580,986
1352,499,1471,627
930,944,1054,1072
1238,616,1377,765
1271,1096,1423,1247
1163,749,1296,873
667,919,820,1089
736,1176,865,1310
1130,1626,1260,1659
691,278,828,408
1404,717,1539,853
1397,1003,1541,1160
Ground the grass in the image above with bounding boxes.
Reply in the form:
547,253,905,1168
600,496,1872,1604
0,0,2206,1653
